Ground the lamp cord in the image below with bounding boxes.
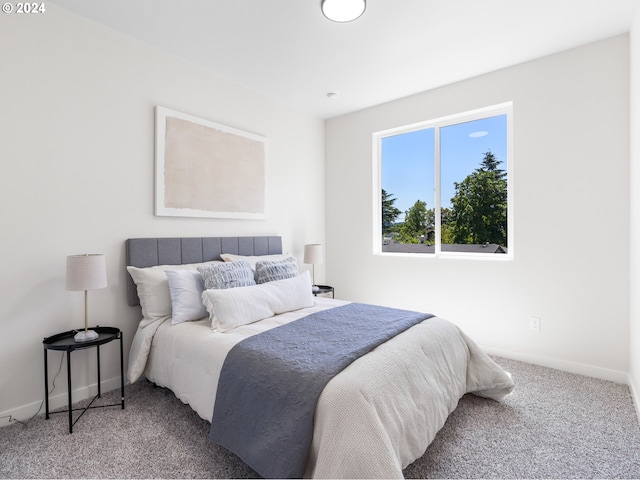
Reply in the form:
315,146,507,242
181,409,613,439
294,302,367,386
0,351,65,427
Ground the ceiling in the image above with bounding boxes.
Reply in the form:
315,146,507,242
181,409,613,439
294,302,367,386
51,0,639,119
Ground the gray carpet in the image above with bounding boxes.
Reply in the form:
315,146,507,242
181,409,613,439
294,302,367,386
1,357,639,479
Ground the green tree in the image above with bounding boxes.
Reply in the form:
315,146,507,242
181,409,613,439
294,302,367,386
450,151,507,246
398,200,428,243
440,207,455,244
381,189,401,234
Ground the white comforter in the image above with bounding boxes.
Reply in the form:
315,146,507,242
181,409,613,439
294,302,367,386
128,298,514,479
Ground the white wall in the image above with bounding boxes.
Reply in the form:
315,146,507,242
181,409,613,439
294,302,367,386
630,8,640,412
0,5,325,425
325,35,630,382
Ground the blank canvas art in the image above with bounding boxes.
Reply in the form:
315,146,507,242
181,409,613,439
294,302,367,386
155,106,267,219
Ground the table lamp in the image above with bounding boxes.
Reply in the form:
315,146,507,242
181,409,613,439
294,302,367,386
66,253,107,343
303,244,323,292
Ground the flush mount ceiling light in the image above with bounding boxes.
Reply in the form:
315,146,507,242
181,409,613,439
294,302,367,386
321,0,366,23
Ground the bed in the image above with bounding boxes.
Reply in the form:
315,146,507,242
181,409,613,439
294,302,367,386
125,236,514,479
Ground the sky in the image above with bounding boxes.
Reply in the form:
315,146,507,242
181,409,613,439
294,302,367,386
381,114,507,221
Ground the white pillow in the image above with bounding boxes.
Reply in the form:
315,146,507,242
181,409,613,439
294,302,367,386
127,261,220,324
201,271,314,333
165,270,208,325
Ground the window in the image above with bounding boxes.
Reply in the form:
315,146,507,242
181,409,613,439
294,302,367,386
375,103,512,258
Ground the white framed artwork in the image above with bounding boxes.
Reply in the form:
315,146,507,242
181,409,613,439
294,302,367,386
155,106,267,219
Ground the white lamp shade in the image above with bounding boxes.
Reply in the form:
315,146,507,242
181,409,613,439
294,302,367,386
321,0,366,22
304,244,324,264
66,254,108,291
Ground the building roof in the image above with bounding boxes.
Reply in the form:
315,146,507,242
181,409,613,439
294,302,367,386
382,242,507,254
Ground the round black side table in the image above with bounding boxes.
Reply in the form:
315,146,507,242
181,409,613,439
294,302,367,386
313,285,335,298
43,326,124,433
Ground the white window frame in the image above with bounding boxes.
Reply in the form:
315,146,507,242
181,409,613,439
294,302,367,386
373,102,514,260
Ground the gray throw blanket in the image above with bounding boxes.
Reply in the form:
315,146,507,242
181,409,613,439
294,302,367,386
209,302,433,478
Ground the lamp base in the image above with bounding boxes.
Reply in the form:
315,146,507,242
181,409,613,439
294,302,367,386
74,329,99,343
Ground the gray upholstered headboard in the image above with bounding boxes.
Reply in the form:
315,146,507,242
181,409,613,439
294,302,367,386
125,236,283,306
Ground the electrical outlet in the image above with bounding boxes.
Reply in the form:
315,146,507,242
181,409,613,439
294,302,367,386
529,316,541,332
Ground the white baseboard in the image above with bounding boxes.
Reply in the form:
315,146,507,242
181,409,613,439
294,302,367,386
481,345,630,384
629,373,640,425
0,376,123,428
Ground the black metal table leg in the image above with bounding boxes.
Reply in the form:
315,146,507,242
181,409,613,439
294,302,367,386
120,332,125,409
67,350,72,434
96,343,101,398
44,348,49,419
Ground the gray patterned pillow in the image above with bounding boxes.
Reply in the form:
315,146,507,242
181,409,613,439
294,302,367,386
197,260,256,290
255,256,298,284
